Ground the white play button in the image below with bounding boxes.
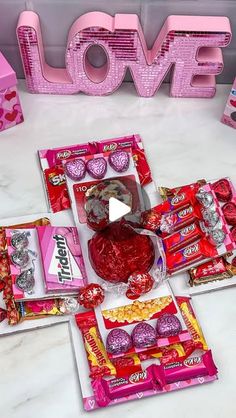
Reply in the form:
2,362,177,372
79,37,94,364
109,197,131,223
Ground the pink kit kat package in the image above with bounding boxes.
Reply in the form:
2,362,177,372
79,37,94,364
0,52,24,132
37,226,87,293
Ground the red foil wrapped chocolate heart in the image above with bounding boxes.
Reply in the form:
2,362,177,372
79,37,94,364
212,178,232,202
222,202,236,226
231,226,236,242
88,222,155,283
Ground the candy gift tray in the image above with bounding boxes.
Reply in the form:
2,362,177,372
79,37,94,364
3,135,236,411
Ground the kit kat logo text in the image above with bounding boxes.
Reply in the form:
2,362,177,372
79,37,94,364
17,12,231,98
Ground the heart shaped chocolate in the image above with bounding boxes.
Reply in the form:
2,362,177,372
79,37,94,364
65,159,86,181
86,157,107,179
212,178,232,202
231,226,236,242
108,150,130,173
156,313,182,337
222,202,236,226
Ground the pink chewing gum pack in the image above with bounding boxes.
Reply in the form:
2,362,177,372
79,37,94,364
37,226,87,293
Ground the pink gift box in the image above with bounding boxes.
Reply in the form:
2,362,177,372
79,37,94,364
221,77,236,129
0,52,24,132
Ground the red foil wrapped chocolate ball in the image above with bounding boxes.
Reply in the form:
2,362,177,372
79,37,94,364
78,283,105,309
126,272,154,299
88,222,155,283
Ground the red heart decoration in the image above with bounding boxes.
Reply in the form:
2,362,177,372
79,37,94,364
222,202,236,226
5,91,16,101
230,99,236,108
0,109,3,119
212,178,232,202
5,110,17,122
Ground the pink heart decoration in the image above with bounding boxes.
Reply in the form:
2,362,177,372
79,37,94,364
88,399,95,409
0,109,3,118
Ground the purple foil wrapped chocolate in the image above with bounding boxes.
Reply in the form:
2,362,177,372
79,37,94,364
132,322,156,348
65,159,86,181
108,150,130,173
106,329,132,354
156,314,182,337
86,157,107,179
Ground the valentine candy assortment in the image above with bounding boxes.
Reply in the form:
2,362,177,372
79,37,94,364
221,77,236,129
3,133,236,411
142,178,236,278
0,214,83,335
38,134,157,213
6,226,86,301
70,294,217,411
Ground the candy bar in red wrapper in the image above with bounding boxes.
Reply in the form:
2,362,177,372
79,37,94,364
166,239,216,273
0,307,7,323
75,311,116,379
159,181,206,201
154,350,217,385
163,206,198,233
112,354,142,378
163,223,202,253
189,257,233,286
92,366,163,406
0,253,10,279
44,166,71,212
132,148,152,187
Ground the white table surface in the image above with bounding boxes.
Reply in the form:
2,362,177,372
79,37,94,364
0,81,236,418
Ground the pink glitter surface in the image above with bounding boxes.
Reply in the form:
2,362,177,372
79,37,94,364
17,12,231,98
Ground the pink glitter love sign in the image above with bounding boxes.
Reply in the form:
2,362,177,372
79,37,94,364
17,11,231,98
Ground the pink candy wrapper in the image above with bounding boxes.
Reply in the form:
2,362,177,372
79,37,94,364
92,351,217,406
158,350,217,384
92,366,162,407
37,226,87,293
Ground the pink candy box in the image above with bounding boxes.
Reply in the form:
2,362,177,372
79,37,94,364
0,52,24,133
37,226,87,293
